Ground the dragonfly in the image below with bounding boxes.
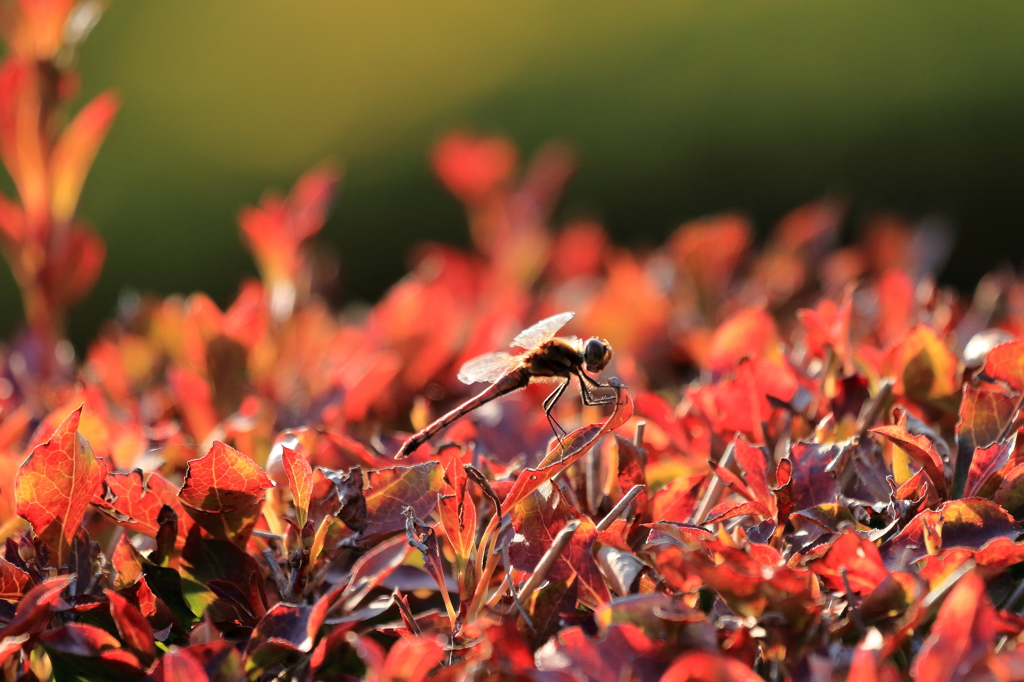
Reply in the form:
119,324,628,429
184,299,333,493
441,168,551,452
395,311,618,459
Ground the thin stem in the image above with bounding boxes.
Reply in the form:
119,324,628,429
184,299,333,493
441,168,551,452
692,443,735,525
517,520,580,605
596,484,645,531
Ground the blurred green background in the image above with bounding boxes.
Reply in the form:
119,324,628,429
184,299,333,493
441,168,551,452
7,0,1024,345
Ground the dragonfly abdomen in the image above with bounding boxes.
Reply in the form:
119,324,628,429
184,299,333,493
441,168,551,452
394,367,531,458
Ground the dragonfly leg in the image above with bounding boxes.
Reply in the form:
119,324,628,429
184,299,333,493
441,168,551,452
577,370,620,406
543,377,571,451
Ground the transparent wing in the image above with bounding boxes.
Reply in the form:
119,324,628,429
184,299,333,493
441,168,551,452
458,352,521,385
511,311,575,350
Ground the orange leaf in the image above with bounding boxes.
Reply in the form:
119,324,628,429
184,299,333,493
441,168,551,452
661,650,763,682
94,469,187,538
179,441,272,513
886,324,960,403
0,556,29,600
281,446,313,528
808,530,889,595
432,132,517,204
362,463,444,539
14,407,106,568
106,589,155,666
50,91,119,224
872,416,948,499
502,386,633,515
981,338,1024,393
912,571,996,682
706,308,782,374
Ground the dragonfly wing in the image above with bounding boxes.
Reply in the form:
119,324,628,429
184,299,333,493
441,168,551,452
458,352,520,385
511,311,575,350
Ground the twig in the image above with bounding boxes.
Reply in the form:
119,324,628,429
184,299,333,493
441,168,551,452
517,520,580,604
841,567,866,636
502,542,533,630
856,378,894,443
262,549,289,601
596,484,646,531
1001,579,1024,612
692,443,735,525
392,589,423,637
921,559,976,610
586,448,602,516
634,421,646,449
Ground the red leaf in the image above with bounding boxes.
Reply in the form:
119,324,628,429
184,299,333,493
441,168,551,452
0,575,73,638
655,540,818,624
47,223,107,309
995,464,1024,517
432,132,517,204
534,623,659,681
731,436,774,505
94,469,189,538
281,446,313,528
667,213,750,294
807,530,889,595
875,269,915,345
847,630,900,682
912,571,997,682
502,386,633,515
706,307,783,374
375,634,447,682
178,441,272,545
436,453,477,564
957,384,1018,464
238,165,340,307
787,441,843,510
614,435,648,522
38,623,143,677
0,555,29,599
179,441,272,512
661,650,764,682
308,467,342,529
0,633,28,669
886,324,960,403
14,407,106,568
339,534,410,610
110,533,144,589
246,603,318,655
149,648,210,682
981,338,1024,393
508,481,611,607
873,418,948,499
180,533,267,619
167,366,220,443
881,498,1022,564
965,437,1015,499
106,589,155,666
649,475,703,524
361,463,444,539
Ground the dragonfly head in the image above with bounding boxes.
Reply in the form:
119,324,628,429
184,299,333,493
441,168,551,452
583,338,613,374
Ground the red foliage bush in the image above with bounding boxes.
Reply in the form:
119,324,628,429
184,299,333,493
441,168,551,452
2,3,1024,682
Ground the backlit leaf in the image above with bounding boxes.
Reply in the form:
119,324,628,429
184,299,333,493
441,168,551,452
179,441,272,512
14,408,106,568
361,463,443,539
106,589,155,666
50,91,119,224
881,498,1022,564
281,446,313,528
0,556,29,600
911,571,996,682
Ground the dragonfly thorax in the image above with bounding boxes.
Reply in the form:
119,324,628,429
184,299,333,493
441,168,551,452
583,337,612,374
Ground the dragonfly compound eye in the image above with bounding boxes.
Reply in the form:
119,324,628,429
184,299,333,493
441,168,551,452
583,338,612,373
